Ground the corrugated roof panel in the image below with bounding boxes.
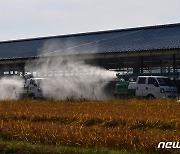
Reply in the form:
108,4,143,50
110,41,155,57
0,23,180,59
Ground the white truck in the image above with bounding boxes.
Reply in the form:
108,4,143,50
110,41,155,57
115,76,177,99
22,78,45,99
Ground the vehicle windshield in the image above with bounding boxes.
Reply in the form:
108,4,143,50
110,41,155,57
157,78,175,87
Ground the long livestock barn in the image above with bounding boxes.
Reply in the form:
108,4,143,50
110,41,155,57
0,23,180,78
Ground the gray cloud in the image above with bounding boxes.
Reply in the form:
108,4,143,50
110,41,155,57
0,0,180,41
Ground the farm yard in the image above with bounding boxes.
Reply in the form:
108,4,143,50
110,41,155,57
0,99,179,153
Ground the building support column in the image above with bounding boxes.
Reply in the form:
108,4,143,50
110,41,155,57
173,54,176,73
0,65,3,76
140,56,144,74
133,58,140,74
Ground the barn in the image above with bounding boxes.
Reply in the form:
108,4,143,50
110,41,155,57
0,23,180,79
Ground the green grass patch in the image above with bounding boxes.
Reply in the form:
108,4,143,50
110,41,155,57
0,138,131,154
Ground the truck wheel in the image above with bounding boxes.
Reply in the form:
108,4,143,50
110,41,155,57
29,93,36,99
147,94,155,99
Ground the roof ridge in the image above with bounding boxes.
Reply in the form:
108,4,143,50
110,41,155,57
0,22,180,44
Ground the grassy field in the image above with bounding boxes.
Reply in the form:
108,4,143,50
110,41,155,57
0,99,179,153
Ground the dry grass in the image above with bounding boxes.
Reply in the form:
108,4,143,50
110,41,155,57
0,99,179,153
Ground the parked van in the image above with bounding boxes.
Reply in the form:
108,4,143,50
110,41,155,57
115,76,177,99
135,76,177,99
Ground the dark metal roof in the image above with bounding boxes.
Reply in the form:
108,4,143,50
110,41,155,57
0,23,180,59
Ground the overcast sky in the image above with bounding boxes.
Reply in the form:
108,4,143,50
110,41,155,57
0,0,180,41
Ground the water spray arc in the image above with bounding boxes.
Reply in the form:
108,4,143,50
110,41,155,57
0,41,115,100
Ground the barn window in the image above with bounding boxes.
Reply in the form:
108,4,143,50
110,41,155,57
10,71,13,74
4,71,9,75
